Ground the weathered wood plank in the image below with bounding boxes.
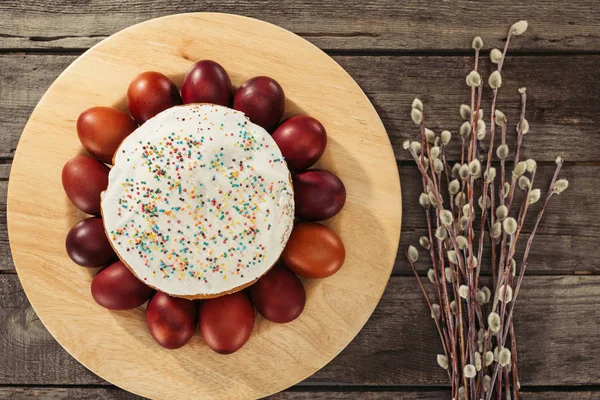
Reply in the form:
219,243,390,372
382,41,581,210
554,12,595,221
1,54,599,161
0,1,599,51
0,387,596,399
1,274,598,386
2,163,598,274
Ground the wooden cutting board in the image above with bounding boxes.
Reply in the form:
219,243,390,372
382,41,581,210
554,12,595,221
7,13,401,400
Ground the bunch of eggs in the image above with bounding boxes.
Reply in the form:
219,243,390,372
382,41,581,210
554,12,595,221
62,60,346,354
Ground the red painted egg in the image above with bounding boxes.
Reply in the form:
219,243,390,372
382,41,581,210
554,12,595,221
233,76,285,131
146,292,197,350
249,266,305,323
62,156,110,215
77,106,137,164
293,169,346,221
65,217,116,267
91,260,154,310
181,60,233,106
127,71,182,124
272,116,327,171
199,291,254,354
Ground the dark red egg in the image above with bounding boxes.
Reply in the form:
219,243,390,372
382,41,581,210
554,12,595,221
233,76,285,131
181,60,233,107
62,156,110,215
91,260,154,310
272,116,327,171
127,71,182,124
65,217,116,267
199,291,254,354
77,107,138,164
293,169,346,221
249,266,306,323
282,222,345,278
146,292,197,350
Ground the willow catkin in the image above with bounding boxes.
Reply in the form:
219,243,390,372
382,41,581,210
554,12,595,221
412,98,423,112
408,245,419,262
411,108,423,125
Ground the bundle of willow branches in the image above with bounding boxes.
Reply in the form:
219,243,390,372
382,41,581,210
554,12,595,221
403,21,569,400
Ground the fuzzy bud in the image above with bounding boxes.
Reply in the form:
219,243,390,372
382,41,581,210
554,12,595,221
511,258,517,276
526,158,537,172
434,137,440,147
402,140,410,150
499,348,512,367
517,119,530,134
459,164,470,180
447,250,458,264
451,163,461,179
464,364,477,379
495,109,507,126
448,179,460,195
437,354,449,369
435,226,448,241
431,303,441,319
519,87,527,94
484,167,497,183
419,192,430,208
428,190,437,207
498,284,513,303
410,141,422,154
441,130,451,145
407,245,419,262
475,352,482,371
462,204,471,217
496,144,509,160
460,216,469,232
423,156,429,171
503,217,517,235
455,192,467,207
445,267,453,283
510,20,528,36
496,205,508,220
477,109,484,120
503,182,510,199
556,156,563,165
460,104,471,121
459,121,472,138
472,36,484,50
458,387,466,400
440,210,454,225
490,221,502,239
490,48,503,64
419,236,431,250
450,299,457,314
430,146,440,159
518,175,531,190
476,290,487,304
513,161,527,178
472,256,479,268
478,195,490,209
411,98,423,112
488,71,502,89
411,108,423,125
482,286,491,303
476,119,486,140
469,159,481,176
485,352,494,367
466,70,481,87
456,235,468,249
433,158,444,173
425,128,436,144
528,189,541,204
427,269,436,284
458,285,469,299
488,312,501,333
553,179,569,194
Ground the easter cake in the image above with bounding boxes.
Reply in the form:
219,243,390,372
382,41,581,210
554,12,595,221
101,104,294,299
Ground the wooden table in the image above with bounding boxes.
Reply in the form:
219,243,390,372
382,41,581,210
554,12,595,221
1,2,598,399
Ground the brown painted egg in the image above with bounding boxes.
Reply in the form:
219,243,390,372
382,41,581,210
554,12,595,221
146,292,197,350
65,217,116,267
127,71,182,124
249,266,305,323
282,222,345,278
62,156,110,215
91,260,154,310
293,169,346,221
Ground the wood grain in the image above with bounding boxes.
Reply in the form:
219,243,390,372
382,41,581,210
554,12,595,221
2,54,599,162
2,275,599,387
1,1,599,51
6,14,401,400
0,387,596,399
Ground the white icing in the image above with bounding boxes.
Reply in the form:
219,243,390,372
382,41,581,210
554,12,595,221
101,104,294,296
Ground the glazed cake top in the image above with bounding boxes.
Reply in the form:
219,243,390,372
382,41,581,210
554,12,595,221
101,104,294,297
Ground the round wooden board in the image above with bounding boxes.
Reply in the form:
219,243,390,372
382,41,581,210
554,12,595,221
7,13,401,400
